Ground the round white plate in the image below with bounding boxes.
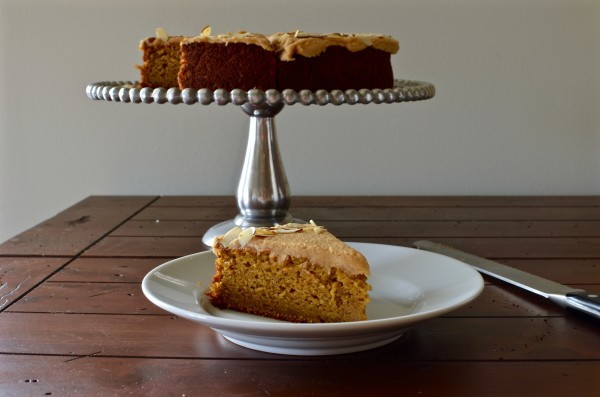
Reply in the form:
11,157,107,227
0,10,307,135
142,242,483,356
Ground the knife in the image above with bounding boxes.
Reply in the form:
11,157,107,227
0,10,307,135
413,240,600,321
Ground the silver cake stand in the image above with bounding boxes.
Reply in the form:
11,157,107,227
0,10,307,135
86,79,435,246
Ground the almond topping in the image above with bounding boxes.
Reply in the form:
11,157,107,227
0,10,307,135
237,228,254,247
201,26,212,37
254,228,276,236
221,222,327,245
221,226,242,246
274,227,301,234
155,27,169,42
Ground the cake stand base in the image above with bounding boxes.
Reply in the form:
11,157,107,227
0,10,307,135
202,100,302,247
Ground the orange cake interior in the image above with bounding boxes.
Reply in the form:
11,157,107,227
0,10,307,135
206,222,371,323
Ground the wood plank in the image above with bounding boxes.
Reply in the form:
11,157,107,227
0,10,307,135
152,195,235,207
10,280,595,318
133,205,600,221
133,206,238,221
288,195,600,207
0,196,158,256
112,220,215,237
111,219,600,238
153,195,600,207
1,313,598,361
451,284,598,317
2,355,599,397
7,283,164,315
82,236,207,257
0,258,68,310
49,258,172,283
325,220,600,238
293,206,600,221
82,235,600,259
348,237,600,259
0,312,260,359
501,259,600,285
58,256,591,288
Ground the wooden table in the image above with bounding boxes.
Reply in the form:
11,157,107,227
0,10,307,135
1,196,598,396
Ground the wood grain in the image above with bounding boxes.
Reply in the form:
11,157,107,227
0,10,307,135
1,195,599,396
2,356,599,397
1,313,598,361
0,196,157,256
0,257,68,310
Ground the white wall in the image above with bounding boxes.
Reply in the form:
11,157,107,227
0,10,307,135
1,0,599,243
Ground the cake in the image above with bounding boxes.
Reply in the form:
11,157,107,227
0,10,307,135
178,30,277,91
136,28,184,88
269,31,399,91
137,28,399,92
206,222,371,323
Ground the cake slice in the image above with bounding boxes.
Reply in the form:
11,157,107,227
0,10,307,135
269,31,399,91
206,222,371,323
136,28,184,88
178,30,278,91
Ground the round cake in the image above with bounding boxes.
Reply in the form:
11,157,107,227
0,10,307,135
137,27,399,91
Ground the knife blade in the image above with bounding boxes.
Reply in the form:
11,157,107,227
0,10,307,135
413,240,600,321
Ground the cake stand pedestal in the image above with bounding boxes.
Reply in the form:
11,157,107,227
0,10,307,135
86,80,435,246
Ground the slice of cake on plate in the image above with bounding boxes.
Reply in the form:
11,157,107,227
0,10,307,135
206,222,371,323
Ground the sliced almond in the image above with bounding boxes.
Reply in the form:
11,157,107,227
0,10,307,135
254,228,276,236
358,35,373,46
282,223,304,228
315,226,326,234
221,226,242,246
155,27,169,42
201,26,212,37
274,227,301,234
237,228,254,247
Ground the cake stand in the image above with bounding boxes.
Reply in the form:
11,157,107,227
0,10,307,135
86,80,435,246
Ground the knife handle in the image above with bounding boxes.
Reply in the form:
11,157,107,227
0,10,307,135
565,291,600,321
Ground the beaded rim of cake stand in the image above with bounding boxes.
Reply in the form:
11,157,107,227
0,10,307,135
86,79,435,106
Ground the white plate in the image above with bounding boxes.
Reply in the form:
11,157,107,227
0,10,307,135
142,242,483,356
